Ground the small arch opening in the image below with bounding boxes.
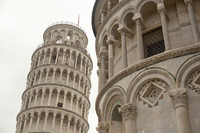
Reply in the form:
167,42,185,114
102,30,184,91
111,105,122,122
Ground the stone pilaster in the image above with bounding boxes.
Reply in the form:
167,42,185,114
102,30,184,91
157,3,171,50
118,103,137,133
184,0,200,43
118,27,128,68
96,122,111,133
169,88,192,133
133,16,144,60
98,47,107,91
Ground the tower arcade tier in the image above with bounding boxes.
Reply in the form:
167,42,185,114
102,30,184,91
16,21,93,133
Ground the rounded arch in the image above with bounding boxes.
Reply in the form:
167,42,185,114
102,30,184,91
108,17,120,36
136,0,159,13
120,6,135,25
127,68,175,104
176,54,200,88
101,85,125,121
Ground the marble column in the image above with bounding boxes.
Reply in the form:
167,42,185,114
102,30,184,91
48,90,52,106
52,70,56,83
51,114,56,131
184,0,200,42
62,51,66,64
42,52,47,64
60,115,64,133
48,50,53,64
28,93,32,108
70,95,74,110
100,9,106,23
67,118,71,133
63,92,67,108
59,70,63,83
99,47,106,91
38,71,43,84
37,53,41,66
133,17,145,59
73,120,77,133
22,117,27,133
43,113,48,131
55,50,59,64
55,90,60,106
108,41,114,78
36,113,41,131
169,89,192,133
107,0,111,13
96,122,111,133
118,103,137,133
40,90,45,105
119,27,128,68
157,3,171,50
29,113,34,130
34,90,39,106
45,70,49,83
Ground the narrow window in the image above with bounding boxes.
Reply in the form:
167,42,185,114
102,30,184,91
143,27,165,58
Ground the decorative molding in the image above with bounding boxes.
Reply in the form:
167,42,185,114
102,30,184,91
139,81,167,107
96,122,111,133
118,103,137,119
169,88,188,109
186,69,200,94
96,43,200,113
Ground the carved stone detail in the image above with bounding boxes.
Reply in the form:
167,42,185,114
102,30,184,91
138,80,168,107
186,69,200,94
118,103,137,119
169,88,188,109
96,43,200,112
96,122,111,133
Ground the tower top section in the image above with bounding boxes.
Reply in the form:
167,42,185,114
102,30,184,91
43,21,88,49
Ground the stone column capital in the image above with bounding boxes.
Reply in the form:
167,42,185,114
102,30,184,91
184,0,193,6
96,122,111,133
157,2,166,13
169,88,188,109
118,103,137,119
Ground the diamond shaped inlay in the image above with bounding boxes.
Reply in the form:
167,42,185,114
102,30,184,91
192,74,200,87
140,82,165,107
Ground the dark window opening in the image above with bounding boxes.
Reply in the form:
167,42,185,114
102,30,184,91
57,102,63,108
143,27,165,58
111,105,122,122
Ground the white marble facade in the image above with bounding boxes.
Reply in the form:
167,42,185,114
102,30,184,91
15,22,93,133
92,0,200,133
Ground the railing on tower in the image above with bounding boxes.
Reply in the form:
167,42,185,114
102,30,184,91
47,21,86,34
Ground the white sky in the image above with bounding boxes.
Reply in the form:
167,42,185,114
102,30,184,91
0,0,98,132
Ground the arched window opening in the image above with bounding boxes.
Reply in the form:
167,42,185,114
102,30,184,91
143,27,165,58
111,105,122,122
67,34,71,40
55,36,63,44
56,39,62,44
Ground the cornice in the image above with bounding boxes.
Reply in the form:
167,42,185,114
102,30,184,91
31,44,93,67
27,64,91,87
95,43,200,114
17,106,89,128
22,83,91,108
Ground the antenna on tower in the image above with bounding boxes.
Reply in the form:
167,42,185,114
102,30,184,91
78,15,80,26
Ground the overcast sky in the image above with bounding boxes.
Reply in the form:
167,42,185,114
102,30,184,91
0,0,98,132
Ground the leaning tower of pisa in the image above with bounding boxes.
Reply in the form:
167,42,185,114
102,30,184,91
15,21,93,133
